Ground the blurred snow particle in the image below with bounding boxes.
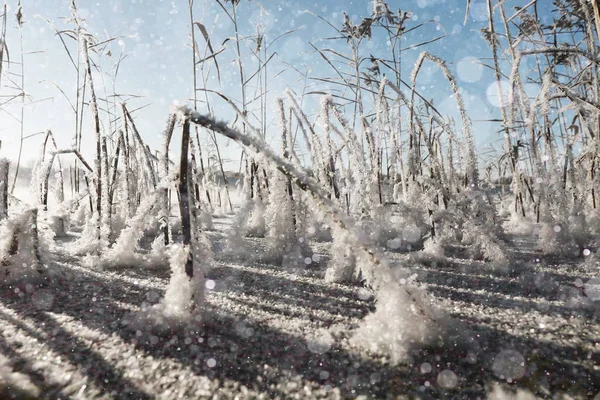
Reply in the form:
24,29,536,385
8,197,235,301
249,8,275,30
486,80,513,108
402,225,422,244
31,289,55,311
465,351,477,364
386,237,402,250
319,370,329,380
492,349,526,381
304,257,312,265
235,321,254,339
420,362,432,374
553,225,562,233
457,57,483,83
369,372,381,384
437,369,458,388
357,288,372,301
583,248,591,257
306,329,334,354
584,278,600,300
206,358,216,368
469,2,487,22
347,374,360,387
205,279,216,290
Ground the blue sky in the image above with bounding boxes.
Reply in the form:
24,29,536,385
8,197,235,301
0,0,541,169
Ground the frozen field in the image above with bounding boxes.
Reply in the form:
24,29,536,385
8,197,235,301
0,214,598,399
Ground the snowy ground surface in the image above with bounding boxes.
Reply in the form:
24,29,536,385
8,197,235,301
0,215,599,399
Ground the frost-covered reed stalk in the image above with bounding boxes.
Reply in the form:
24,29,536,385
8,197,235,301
0,159,8,221
126,109,210,327
322,96,376,215
108,130,125,217
118,108,135,217
413,52,478,187
179,115,194,278
122,103,157,190
277,98,296,214
485,0,525,215
81,36,103,244
0,209,43,285
161,113,176,245
101,137,111,239
264,167,302,263
0,3,6,93
188,134,213,230
41,131,66,233
259,100,302,264
286,90,333,199
10,2,25,195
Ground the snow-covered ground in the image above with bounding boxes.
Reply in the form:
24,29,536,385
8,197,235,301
0,214,599,399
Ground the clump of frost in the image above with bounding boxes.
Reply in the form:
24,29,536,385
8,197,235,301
434,188,510,263
159,245,205,315
325,225,357,283
306,328,335,354
101,193,160,267
263,168,310,267
265,170,296,250
222,200,252,259
463,222,509,264
537,219,582,257
533,172,591,257
0,209,54,287
69,213,107,256
108,211,128,243
377,192,430,253
503,209,536,236
70,199,91,229
46,211,69,237
304,219,332,242
145,234,170,267
406,239,454,269
388,204,428,251
350,274,474,365
421,238,446,258
198,206,214,231
125,244,206,335
301,195,332,242
246,197,266,237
